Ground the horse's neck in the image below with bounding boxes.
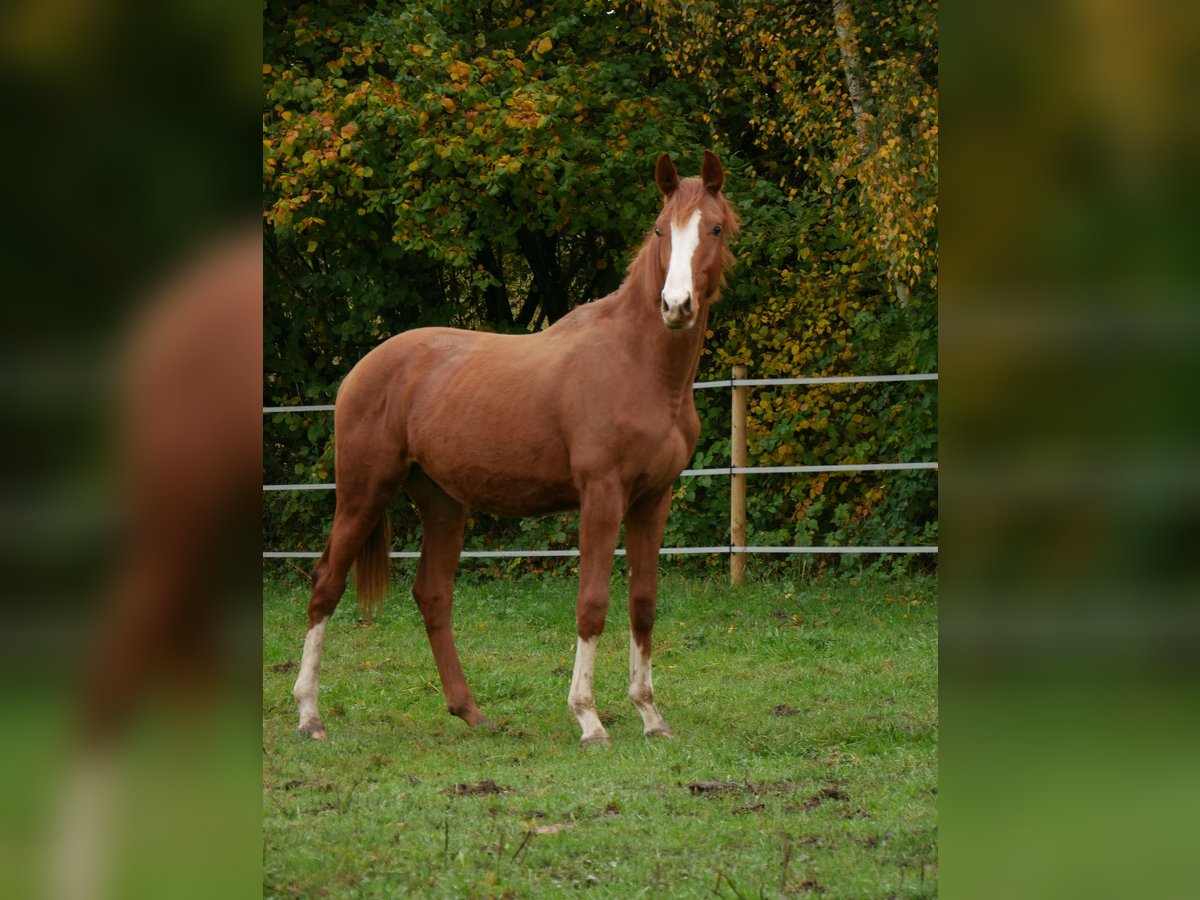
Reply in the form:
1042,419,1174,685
615,267,707,401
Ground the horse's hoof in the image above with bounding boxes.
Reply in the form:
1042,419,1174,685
298,720,327,740
644,724,675,739
473,715,496,730
579,732,612,747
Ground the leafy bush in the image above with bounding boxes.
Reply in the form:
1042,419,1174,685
263,0,938,577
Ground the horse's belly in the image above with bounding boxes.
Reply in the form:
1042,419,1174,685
405,373,578,515
415,453,579,517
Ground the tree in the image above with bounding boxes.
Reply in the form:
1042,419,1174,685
263,0,938,569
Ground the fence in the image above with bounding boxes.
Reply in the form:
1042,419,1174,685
263,372,938,581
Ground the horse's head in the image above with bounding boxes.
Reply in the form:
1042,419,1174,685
652,151,738,331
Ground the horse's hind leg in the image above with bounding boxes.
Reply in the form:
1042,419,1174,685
405,469,491,728
624,488,674,737
295,469,403,739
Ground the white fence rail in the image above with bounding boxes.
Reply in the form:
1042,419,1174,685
263,373,938,565
263,546,938,560
263,462,938,493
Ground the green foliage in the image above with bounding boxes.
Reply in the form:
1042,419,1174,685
263,1,938,571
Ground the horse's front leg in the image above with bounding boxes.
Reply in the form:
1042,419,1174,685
569,481,624,746
624,488,675,737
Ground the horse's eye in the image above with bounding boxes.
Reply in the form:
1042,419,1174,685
711,225,722,236
654,226,663,237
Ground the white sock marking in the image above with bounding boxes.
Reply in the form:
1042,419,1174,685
628,631,670,734
568,635,608,742
294,616,329,732
49,751,116,900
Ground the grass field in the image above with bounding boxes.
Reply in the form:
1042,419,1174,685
263,570,937,897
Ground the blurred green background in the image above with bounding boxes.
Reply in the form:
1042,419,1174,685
942,1,1200,897
1,0,1197,896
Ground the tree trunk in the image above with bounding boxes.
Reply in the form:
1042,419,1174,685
476,240,513,329
516,225,570,324
832,0,873,146
832,0,910,306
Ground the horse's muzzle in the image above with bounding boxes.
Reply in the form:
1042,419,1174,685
661,293,695,330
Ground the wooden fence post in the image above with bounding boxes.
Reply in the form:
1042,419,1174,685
730,365,748,585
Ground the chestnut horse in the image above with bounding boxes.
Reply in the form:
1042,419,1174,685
294,152,738,745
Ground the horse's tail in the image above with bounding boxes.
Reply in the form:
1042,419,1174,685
354,511,392,625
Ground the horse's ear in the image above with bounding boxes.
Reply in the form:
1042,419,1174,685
655,153,679,197
701,150,724,195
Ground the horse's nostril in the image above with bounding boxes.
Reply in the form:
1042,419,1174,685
682,295,693,315
660,297,669,314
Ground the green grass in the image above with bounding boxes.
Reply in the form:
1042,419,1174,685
263,571,937,897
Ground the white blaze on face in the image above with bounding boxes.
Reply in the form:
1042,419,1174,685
661,209,702,321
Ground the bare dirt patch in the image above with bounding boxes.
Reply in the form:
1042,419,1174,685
800,786,850,811
686,779,755,796
447,779,512,796
733,801,765,814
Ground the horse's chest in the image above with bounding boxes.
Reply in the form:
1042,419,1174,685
625,416,698,483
